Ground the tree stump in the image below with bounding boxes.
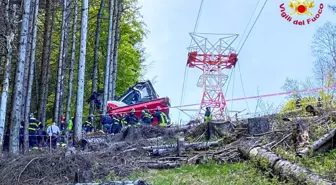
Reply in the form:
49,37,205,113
247,117,270,135
177,137,185,156
292,120,309,152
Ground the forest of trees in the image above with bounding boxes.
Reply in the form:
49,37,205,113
0,0,147,154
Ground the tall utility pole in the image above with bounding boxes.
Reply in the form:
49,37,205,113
186,33,239,120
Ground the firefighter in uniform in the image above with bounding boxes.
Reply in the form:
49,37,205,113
111,113,122,134
28,113,41,149
120,113,127,128
295,98,302,108
152,106,169,127
83,117,94,133
125,109,139,127
141,106,153,125
101,114,113,134
204,107,213,122
317,97,322,108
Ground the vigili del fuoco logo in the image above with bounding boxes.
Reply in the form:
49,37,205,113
280,0,324,25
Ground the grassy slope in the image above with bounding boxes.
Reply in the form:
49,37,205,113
275,149,336,182
101,162,294,185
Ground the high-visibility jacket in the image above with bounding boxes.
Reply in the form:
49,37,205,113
125,113,139,126
204,110,213,122
142,110,153,119
120,116,127,127
153,111,168,127
28,118,41,131
68,119,73,131
141,109,153,124
112,116,120,124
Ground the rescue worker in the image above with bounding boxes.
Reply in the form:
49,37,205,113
295,98,302,108
125,109,139,127
68,117,74,132
204,107,213,122
101,114,113,134
28,113,41,149
317,97,322,108
111,113,122,134
59,116,66,131
83,117,94,133
120,113,127,128
47,122,61,149
37,124,47,149
152,106,169,127
141,106,153,125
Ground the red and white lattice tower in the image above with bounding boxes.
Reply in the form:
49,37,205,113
186,33,239,120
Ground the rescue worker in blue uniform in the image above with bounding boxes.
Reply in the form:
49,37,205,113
37,124,47,148
120,113,127,128
28,113,41,149
152,106,169,127
204,107,213,122
83,117,94,133
141,106,153,125
111,113,122,134
125,109,139,127
101,114,113,134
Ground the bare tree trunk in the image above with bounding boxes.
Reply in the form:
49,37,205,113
38,0,54,126
54,0,68,124
74,0,88,145
102,0,115,115
89,0,104,117
66,0,78,145
23,0,39,153
111,0,122,99
0,0,16,151
238,142,334,185
59,0,72,119
108,0,117,100
10,0,31,154
21,1,34,121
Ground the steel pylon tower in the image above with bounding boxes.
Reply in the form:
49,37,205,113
186,33,239,120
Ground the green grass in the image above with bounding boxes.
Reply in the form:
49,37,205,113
101,162,293,185
275,148,336,181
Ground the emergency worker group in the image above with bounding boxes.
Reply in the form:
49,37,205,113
3,105,170,151
101,105,169,134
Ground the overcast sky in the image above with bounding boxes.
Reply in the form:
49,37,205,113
137,0,335,124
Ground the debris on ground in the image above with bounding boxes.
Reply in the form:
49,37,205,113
1,110,336,184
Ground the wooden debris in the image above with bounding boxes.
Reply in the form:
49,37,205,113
297,128,336,157
238,142,335,185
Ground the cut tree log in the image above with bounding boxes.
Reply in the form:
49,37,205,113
297,128,336,157
238,141,335,185
69,180,149,185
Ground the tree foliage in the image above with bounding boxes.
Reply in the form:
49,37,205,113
41,0,147,126
0,0,147,140
281,21,336,112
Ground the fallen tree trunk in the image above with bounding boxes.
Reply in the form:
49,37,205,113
70,180,149,185
239,142,335,185
142,140,221,151
297,128,336,157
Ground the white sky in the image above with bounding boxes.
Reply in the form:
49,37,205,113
138,0,335,124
